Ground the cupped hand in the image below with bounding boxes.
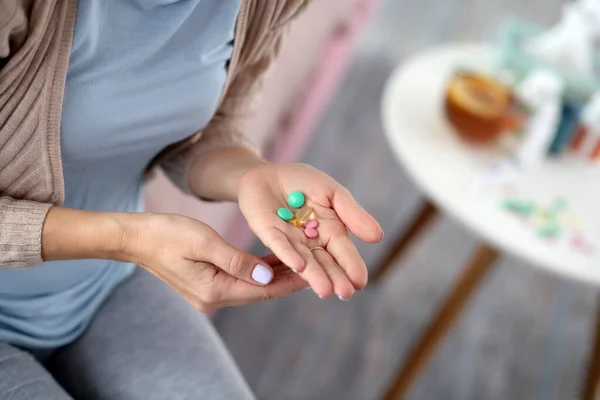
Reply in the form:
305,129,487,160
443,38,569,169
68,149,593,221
125,213,308,312
238,163,383,300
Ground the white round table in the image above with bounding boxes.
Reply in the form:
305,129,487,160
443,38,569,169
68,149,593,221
375,43,600,400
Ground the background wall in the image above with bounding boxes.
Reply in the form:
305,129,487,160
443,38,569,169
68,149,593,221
214,1,597,399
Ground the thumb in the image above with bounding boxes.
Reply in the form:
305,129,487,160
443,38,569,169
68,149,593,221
204,234,274,286
332,183,383,243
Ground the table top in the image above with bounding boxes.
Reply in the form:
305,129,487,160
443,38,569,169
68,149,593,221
382,43,600,285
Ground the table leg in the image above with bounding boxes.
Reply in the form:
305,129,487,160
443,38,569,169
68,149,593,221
381,243,499,400
580,295,600,400
372,201,438,283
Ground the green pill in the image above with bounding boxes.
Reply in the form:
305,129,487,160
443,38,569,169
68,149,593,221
277,208,294,221
502,199,535,216
536,223,561,238
287,191,305,208
515,203,535,215
551,198,568,211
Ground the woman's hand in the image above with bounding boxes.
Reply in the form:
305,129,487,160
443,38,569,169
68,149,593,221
42,208,308,312
125,213,309,312
238,163,383,300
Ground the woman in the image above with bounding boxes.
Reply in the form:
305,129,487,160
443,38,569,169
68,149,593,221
0,0,383,399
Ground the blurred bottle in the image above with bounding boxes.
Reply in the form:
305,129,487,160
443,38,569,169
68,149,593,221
513,69,563,167
571,91,600,162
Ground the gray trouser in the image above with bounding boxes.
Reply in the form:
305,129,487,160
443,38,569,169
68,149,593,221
0,268,255,400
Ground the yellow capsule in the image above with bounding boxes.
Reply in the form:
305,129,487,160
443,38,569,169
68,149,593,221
532,211,551,226
560,213,582,229
291,205,315,227
291,218,304,228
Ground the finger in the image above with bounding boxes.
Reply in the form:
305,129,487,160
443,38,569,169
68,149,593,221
331,184,383,243
311,248,355,301
261,254,297,278
272,262,299,278
257,227,306,272
200,234,275,286
261,255,303,281
327,234,368,289
213,268,309,308
261,253,284,267
293,243,334,299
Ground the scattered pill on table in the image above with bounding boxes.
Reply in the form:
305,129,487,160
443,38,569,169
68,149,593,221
536,223,561,238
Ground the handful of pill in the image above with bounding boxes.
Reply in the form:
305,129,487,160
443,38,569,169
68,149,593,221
276,191,320,238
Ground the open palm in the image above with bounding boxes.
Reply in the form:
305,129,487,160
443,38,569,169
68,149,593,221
238,163,383,300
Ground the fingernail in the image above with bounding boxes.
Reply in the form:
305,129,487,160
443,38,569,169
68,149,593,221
381,231,385,240
318,295,325,300
252,264,273,285
338,295,350,301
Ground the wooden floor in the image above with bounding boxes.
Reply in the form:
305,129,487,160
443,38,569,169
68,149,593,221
213,1,600,399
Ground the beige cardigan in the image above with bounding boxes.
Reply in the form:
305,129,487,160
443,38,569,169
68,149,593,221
0,0,309,268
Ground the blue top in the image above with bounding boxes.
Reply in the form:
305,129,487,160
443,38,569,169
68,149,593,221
0,0,241,349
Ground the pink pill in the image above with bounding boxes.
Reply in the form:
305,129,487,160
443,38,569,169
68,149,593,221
304,227,319,239
305,220,319,229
